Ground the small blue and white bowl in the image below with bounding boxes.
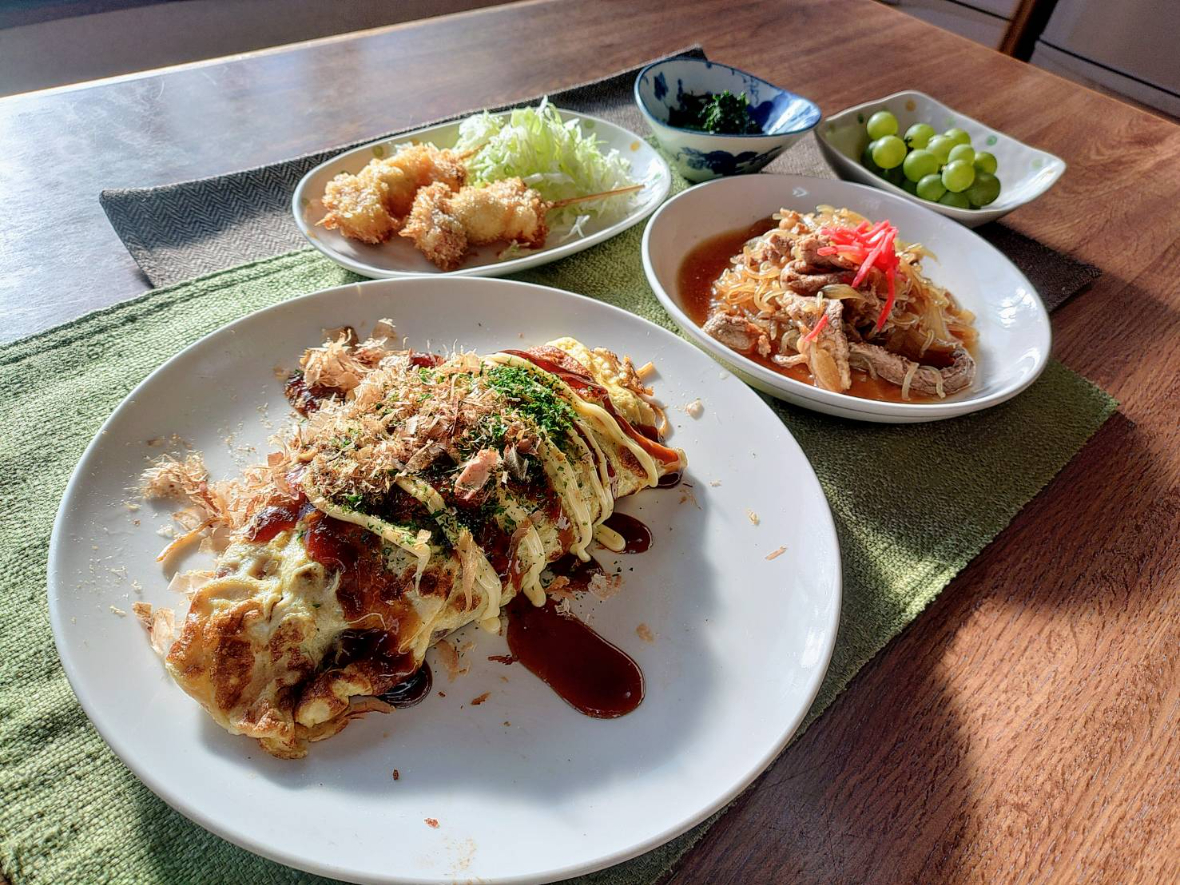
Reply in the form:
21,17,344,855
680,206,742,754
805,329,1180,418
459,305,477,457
634,57,821,183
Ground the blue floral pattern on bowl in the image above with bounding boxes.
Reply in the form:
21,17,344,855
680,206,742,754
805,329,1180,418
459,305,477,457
678,146,781,177
635,58,821,182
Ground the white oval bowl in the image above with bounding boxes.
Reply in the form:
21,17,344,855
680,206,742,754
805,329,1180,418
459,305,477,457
48,276,840,885
642,174,1051,423
293,109,671,278
816,90,1066,228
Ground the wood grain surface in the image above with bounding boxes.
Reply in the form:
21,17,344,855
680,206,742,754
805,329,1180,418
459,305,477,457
4,1,1179,883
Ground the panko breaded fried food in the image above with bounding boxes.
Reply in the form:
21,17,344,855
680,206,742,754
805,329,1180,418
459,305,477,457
450,178,549,249
369,144,467,218
400,177,551,271
398,181,470,271
319,144,468,245
319,172,398,245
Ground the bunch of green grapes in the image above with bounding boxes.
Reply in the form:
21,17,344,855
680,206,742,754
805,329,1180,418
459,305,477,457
859,111,1001,209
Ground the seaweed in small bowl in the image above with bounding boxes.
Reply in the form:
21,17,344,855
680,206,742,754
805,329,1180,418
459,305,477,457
635,57,821,183
666,91,761,135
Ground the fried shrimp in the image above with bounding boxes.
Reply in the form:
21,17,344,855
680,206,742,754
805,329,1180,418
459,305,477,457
319,144,469,244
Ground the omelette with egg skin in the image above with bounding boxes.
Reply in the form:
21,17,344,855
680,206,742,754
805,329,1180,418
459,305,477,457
146,336,684,758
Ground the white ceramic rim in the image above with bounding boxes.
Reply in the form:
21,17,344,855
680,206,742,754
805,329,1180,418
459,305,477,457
47,276,842,884
291,109,671,280
641,174,1053,420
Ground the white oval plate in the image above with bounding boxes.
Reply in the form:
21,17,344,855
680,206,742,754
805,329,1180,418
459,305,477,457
48,277,840,885
293,109,671,278
642,174,1051,423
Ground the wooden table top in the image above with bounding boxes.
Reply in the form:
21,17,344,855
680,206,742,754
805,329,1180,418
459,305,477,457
5,0,1179,882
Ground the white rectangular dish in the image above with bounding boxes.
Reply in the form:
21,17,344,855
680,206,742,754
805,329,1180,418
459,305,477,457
816,90,1065,228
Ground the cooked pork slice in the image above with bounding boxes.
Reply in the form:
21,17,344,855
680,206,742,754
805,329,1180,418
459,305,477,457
781,268,849,296
792,234,856,272
849,342,975,397
745,230,794,267
702,311,771,357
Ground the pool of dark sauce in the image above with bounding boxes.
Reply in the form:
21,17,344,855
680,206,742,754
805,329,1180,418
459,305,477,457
379,665,433,709
504,524,653,717
506,595,644,718
657,470,682,489
548,552,609,592
677,218,947,404
602,512,652,553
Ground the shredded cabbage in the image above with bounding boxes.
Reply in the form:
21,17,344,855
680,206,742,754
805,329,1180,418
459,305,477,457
455,98,638,242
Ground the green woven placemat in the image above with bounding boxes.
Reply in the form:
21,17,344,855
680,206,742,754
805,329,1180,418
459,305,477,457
0,219,1115,884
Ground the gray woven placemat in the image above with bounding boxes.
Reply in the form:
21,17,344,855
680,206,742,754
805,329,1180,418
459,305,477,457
100,49,1099,309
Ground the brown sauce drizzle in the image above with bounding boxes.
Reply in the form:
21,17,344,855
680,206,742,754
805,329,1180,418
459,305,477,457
677,218,955,404
331,628,407,669
407,351,444,368
633,423,681,489
634,423,660,442
602,513,652,554
302,510,414,633
657,470,683,489
245,498,313,543
379,663,433,709
283,373,338,416
505,596,644,718
548,552,607,592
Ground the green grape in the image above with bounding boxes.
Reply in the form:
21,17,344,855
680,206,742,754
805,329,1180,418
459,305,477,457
927,135,955,164
944,127,971,147
973,151,998,174
871,135,906,169
916,173,947,202
938,191,971,209
941,159,975,193
866,110,898,140
965,171,1001,207
901,178,919,195
902,148,938,182
861,141,883,174
948,144,975,164
883,165,906,186
904,122,935,149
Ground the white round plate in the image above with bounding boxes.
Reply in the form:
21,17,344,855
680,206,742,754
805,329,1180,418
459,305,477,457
293,109,671,279
642,174,1051,423
48,277,840,885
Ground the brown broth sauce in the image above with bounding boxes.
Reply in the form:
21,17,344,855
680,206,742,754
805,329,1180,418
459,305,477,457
678,218,948,405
